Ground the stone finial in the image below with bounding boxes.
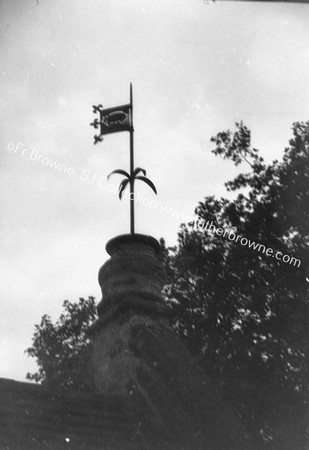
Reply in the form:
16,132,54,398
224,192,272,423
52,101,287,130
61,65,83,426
89,233,253,449
89,234,168,334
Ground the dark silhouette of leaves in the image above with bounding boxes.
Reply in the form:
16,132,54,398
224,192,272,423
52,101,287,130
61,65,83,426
135,175,157,194
161,121,309,450
133,167,146,177
107,169,130,180
107,167,157,199
118,178,130,199
25,297,97,392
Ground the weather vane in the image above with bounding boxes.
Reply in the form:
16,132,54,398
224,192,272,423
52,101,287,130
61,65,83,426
90,83,157,235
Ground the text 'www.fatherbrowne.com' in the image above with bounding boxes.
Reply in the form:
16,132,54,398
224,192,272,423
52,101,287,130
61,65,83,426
193,218,301,268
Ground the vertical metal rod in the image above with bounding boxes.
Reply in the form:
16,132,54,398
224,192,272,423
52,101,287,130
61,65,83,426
129,83,135,234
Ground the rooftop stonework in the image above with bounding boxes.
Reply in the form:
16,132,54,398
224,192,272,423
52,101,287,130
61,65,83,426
90,234,168,333
90,234,253,449
0,234,254,449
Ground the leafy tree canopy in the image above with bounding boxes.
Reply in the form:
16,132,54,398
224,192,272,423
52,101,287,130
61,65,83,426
25,296,97,391
161,121,309,449
26,122,308,448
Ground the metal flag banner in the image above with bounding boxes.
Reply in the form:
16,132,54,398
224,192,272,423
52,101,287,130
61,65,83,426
90,84,157,234
91,103,132,144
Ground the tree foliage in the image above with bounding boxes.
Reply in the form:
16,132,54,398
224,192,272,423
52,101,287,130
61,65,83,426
25,122,308,447
161,121,309,449
25,296,97,391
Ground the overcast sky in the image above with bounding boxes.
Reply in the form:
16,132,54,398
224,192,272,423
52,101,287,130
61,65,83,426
1,0,308,381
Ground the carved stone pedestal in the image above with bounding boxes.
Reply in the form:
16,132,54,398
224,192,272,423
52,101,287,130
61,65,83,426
89,234,252,449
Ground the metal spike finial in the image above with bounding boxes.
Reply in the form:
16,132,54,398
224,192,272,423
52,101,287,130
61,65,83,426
107,167,157,201
90,84,157,234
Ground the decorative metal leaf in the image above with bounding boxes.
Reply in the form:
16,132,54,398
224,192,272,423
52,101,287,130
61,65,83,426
92,104,103,113
118,179,130,199
133,167,146,177
93,135,103,145
107,169,130,180
90,118,99,129
135,176,157,195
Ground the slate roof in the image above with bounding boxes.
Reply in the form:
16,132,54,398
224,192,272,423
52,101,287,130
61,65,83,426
0,377,139,449
0,370,255,450
0,235,255,449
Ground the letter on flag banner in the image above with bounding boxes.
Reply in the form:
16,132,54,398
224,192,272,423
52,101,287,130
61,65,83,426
91,103,133,144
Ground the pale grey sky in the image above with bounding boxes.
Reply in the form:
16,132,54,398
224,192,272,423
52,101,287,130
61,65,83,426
1,0,309,381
